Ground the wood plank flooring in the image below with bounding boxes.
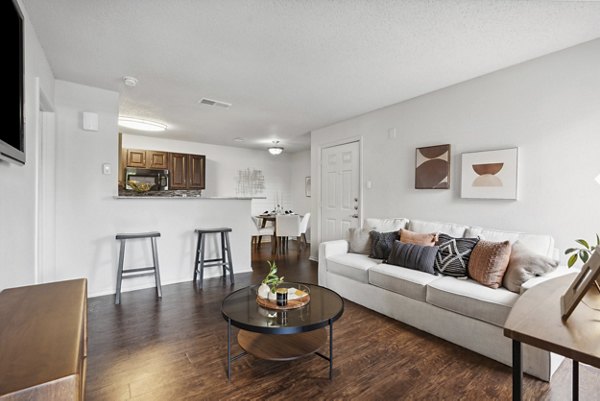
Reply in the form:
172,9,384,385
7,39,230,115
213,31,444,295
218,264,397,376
86,241,600,400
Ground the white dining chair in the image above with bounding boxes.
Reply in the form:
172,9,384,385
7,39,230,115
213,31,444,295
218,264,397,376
299,212,311,248
251,216,274,250
275,214,301,252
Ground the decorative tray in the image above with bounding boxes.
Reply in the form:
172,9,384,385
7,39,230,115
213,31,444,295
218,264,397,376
256,283,310,310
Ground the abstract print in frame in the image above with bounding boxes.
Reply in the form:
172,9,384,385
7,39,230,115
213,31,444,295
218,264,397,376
461,148,519,199
415,144,451,189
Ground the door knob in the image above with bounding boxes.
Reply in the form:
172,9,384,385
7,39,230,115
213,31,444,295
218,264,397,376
350,214,359,219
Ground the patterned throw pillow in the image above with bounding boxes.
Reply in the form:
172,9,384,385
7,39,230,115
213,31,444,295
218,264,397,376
369,231,399,260
435,233,480,277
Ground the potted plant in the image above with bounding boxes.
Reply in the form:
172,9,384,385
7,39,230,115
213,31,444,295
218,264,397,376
564,234,599,267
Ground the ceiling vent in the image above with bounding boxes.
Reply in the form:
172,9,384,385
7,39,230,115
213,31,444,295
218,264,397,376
199,98,232,108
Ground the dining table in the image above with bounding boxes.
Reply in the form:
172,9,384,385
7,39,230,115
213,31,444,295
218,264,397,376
255,213,301,254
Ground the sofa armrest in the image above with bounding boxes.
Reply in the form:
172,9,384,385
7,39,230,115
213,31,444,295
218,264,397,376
520,265,572,294
318,240,349,286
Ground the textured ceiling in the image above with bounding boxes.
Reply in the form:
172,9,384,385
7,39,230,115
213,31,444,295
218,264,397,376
23,0,600,152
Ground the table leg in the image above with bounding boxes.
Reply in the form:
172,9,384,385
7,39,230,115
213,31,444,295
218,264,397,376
512,340,522,401
329,319,333,380
227,318,231,381
573,360,579,401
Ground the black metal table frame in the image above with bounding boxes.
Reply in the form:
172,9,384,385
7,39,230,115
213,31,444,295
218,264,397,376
226,317,335,381
512,340,580,401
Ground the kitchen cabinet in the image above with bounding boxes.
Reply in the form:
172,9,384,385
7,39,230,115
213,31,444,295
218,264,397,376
125,149,169,169
169,153,206,190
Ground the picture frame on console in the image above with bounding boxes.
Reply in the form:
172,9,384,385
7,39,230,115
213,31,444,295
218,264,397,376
461,148,519,200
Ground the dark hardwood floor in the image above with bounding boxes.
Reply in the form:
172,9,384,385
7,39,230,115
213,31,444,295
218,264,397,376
86,241,599,400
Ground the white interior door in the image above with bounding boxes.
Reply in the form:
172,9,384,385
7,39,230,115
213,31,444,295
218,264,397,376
320,141,360,242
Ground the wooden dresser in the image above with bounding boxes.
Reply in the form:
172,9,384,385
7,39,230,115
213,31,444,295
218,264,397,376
0,279,87,400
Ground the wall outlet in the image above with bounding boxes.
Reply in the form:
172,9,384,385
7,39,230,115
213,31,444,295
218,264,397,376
387,128,397,139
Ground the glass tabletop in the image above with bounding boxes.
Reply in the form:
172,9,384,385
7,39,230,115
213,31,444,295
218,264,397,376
221,283,344,334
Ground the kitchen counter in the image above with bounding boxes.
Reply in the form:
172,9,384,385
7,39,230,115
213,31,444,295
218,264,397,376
116,190,265,200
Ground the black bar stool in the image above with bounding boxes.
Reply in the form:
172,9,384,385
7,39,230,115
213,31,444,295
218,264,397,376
193,228,234,288
115,231,162,304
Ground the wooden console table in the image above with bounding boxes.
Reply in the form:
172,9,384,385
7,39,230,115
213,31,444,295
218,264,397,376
0,279,88,401
504,273,600,401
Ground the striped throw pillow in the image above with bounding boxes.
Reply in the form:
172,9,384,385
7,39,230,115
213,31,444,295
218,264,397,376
435,233,480,277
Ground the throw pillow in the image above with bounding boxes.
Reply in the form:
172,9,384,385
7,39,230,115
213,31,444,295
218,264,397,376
369,231,399,260
399,229,438,246
387,240,439,275
348,228,372,255
435,233,480,277
468,240,512,289
503,241,559,293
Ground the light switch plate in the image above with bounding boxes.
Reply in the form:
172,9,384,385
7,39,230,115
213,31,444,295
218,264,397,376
83,112,99,131
102,163,111,175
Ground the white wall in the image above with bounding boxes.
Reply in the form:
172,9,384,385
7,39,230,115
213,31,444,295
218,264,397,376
122,134,294,216
289,150,311,215
311,38,600,262
0,0,55,291
54,81,253,297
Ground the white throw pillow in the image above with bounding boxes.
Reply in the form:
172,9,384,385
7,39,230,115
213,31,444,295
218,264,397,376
503,241,559,293
364,218,408,232
348,228,372,255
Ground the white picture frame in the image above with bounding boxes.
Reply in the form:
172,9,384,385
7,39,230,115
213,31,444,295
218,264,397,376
461,148,519,199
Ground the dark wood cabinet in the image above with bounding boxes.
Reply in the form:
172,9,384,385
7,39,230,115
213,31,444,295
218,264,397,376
125,149,169,169
147,151,169,169
169,153,205,190
126,149,146,168
189,154,206,189
169,153,188,189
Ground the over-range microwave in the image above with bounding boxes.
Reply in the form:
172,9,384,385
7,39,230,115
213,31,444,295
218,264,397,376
124,167,169,191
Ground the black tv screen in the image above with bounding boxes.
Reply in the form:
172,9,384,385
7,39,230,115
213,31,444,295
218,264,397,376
0,0,25,165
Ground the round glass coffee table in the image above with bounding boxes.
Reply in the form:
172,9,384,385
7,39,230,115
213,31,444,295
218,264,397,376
221,283,344,380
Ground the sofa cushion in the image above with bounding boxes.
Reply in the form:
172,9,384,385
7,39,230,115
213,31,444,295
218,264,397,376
364,218,409,232
468,240,512,289
503,241,559,293
399,229,438,246
348,228,372,254
327,253,382,283
465,226,554,258
426,276,519,327
435,234,480,277
369,263,441,302
387,240,438,275
369,231,399,260
408,219,468,238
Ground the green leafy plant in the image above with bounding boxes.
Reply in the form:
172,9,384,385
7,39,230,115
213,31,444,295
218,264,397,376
564,234,599,267
262,261,284,293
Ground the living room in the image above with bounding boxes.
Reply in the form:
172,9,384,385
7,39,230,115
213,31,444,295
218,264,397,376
1,1,600,400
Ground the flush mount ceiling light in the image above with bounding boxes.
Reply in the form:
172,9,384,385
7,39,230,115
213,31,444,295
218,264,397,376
268,141,284,155
118,117,167,132
122,76,138,87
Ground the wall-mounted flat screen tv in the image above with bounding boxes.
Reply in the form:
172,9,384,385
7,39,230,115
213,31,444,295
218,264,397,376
0,0,25,165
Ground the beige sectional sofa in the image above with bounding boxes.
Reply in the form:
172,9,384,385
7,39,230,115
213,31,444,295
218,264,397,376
318,217,569,381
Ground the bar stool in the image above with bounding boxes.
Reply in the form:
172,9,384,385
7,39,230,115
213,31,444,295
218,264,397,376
115,231,162,305
193,228,234,288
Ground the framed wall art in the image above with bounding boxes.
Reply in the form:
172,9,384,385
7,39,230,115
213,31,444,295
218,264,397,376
415,144,451,189
461,148,519,199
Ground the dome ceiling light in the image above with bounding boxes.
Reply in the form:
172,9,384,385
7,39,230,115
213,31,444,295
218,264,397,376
268,141,284,155
118,116,167,132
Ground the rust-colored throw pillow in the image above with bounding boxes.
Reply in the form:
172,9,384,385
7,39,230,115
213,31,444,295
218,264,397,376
399,229,438,246
468,240,512,289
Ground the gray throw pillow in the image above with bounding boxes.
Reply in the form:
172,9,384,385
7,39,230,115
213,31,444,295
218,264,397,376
387,240,439,275
369,231,399,260
503,241,559,293
348,228,372,254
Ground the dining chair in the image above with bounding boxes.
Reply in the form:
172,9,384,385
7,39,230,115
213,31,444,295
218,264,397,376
299,212,311,248
251,216,274,249
275,214,301,253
